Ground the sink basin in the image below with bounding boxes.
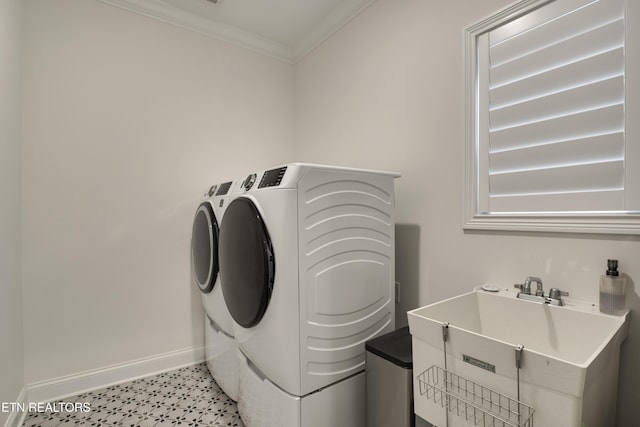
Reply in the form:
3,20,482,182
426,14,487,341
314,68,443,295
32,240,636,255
408,287,629,427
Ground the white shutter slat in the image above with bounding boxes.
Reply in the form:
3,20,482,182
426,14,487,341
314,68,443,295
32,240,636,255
489,132,624,174
489,0,594,45
489,47,623,109
490,0,623,66
489,104,623,152
489,189,625,213
490,75,624,130
490,19,624,89
489,160,624,196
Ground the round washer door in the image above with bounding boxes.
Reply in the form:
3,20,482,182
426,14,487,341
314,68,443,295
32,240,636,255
191,202,219,294
219,197,275,328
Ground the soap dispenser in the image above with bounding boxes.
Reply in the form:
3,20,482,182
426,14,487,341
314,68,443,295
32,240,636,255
599,259,627,315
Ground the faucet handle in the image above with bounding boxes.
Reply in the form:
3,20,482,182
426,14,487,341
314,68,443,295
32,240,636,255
548,288,569,299
514,283,528,294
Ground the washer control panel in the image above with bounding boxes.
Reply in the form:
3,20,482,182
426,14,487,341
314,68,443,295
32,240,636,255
215,181,233,195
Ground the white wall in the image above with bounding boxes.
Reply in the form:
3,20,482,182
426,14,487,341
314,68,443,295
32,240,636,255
22,0,293,386
0,0,25,424
294,1,640,425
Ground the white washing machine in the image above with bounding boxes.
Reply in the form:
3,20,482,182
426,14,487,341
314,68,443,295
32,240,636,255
191,181,238,401
218,163,399,427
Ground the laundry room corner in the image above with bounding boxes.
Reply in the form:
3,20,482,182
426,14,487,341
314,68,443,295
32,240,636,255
19,0,294,394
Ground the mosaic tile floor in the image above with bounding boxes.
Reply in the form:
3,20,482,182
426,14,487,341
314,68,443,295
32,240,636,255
22,363,244,427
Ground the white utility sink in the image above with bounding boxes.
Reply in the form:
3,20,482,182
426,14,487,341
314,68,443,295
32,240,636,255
408,287,629,427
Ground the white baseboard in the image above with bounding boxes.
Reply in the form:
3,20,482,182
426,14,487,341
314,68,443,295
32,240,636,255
26,346,204,403
3,386,27,427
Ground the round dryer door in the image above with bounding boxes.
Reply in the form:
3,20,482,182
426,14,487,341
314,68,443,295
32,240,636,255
219,197,275,328
191,202,219,293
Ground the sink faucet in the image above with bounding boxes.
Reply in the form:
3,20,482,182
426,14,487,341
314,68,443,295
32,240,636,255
514,277,569,305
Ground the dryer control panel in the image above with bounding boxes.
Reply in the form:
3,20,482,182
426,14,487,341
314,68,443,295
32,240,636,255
258,166,287,189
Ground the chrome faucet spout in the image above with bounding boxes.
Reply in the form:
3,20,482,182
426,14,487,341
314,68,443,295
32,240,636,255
514,276,543,296
525,276,544,296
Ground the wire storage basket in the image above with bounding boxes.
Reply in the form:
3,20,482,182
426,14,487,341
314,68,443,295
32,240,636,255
417,365,534,427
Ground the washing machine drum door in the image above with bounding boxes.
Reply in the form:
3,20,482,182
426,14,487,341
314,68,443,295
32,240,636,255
191,202,219,294
219,197,275,328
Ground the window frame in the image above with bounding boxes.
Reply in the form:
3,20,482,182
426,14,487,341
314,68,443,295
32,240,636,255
463,0,640,235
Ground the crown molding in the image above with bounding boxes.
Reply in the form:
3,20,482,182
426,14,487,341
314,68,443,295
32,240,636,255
97,0,293,62
97,0,377,64
292,0,376,62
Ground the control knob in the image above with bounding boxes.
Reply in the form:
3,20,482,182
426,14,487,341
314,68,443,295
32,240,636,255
243,174,257,191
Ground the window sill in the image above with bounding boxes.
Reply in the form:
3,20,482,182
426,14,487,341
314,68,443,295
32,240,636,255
463,213,640,235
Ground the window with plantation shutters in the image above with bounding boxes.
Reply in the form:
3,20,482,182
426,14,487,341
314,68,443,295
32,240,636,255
464,0,640,234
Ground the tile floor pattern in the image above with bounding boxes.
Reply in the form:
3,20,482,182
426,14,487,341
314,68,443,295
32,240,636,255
22,363,244,427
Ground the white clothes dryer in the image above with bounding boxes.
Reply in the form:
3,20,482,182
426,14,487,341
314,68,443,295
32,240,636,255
191,181,238,401
218,164,399,427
